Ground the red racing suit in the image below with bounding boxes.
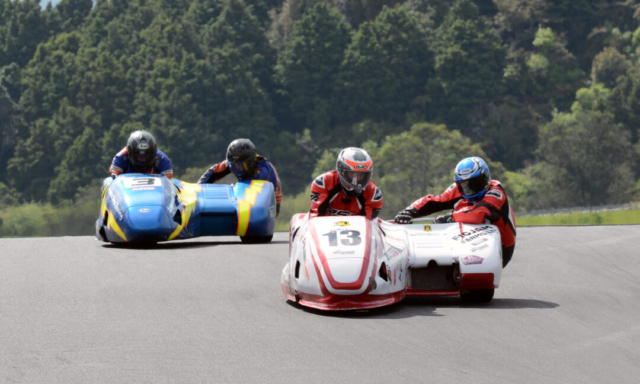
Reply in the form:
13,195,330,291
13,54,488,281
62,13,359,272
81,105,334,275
309,171,383,220
410,180,516,248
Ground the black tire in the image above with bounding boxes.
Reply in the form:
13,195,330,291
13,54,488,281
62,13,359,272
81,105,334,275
460,288,494,303
240,235,273,244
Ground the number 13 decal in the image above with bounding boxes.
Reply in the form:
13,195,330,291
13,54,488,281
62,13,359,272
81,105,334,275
322,230,361,246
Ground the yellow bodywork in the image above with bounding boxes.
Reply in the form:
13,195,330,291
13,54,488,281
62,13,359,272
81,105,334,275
236,180,266,236
168,182,202,241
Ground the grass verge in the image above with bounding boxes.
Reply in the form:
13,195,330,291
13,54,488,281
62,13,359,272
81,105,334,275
517,207,640,226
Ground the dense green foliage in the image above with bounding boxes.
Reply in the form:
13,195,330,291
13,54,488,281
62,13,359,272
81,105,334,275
1,0,640,237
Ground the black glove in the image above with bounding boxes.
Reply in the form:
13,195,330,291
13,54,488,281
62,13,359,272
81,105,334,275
394,206,417,224
434,213,455,224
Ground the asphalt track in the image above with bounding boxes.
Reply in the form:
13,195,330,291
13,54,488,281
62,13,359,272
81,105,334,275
1,226,639,384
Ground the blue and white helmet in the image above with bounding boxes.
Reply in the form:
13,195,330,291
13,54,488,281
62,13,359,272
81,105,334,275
454,157,491,203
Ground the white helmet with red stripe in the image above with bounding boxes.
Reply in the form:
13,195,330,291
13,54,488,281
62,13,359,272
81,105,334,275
336,147,373,195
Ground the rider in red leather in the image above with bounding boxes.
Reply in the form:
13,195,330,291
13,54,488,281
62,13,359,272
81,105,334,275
309,148,383,220
395,157,516,267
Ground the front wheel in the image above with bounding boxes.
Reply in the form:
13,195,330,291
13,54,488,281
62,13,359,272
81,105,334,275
240,235,273,244
460,288,494,303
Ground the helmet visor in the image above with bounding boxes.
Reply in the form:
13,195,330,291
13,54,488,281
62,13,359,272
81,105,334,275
132,151,155,167
229,159,255,178
339,169,371,192
456,177,488,197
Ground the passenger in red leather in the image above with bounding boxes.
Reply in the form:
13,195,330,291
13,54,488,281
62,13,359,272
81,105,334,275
309,148,383,220
394,157,516,267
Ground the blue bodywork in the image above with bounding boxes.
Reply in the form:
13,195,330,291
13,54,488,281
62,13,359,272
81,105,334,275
95,174,276,243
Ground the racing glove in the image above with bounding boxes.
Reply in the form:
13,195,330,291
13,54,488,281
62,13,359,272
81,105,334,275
434,213,455,224
394,206,417,224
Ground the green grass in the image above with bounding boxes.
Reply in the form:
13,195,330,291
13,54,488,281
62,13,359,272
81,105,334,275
275,188,312,232
517,208,640,226
0,199,101,237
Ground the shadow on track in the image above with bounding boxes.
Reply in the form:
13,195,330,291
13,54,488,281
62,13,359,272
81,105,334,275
102,240,288,250
285,296,558,319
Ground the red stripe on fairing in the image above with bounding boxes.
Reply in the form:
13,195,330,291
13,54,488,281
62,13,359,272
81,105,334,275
295,290,405,311
309,219,373,291
406,289,461,297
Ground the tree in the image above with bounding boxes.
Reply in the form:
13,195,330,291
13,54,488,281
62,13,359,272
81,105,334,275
591,46,632,89
0,82,23,179
482,101,539,171
203,0,276,146
204,0,276,92
0,0,52,68
340,6,433,124
608,66,640,142
525,26,585,111
275,3,352,134
493,0,548,50
433,0,506,130
536,108,636,207
54,0,93,33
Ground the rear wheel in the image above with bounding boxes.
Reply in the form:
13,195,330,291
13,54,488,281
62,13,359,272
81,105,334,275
460,289,494,303
240,235,273,244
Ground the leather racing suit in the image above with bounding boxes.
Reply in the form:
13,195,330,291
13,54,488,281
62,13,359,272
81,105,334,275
409,180,516,267
309,171,383,220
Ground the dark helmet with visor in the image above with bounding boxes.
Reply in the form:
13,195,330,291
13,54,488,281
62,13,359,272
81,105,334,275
336,147,373,195
226,139,258,179
454,157,491,203
127,130,157,170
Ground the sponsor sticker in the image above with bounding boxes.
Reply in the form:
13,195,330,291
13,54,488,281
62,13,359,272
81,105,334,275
332,250,356,255
109,189,125,220
471,244,489,252
462,255,484,265
131,187,157,191
138,208,150,213
269,205,276,218
471,238,488,246
334,221,351,227
424,225,432,232
452,225,496,243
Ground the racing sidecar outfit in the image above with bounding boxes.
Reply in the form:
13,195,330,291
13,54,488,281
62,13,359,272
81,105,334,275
409,180,516,267
198,156,282,215
109,147,174,178
309,171,383,220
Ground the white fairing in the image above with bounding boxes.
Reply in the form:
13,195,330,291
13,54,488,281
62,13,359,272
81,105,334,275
282,215,503,310
389,222,502,288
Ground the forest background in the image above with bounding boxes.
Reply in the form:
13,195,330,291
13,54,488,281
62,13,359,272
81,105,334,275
1,0,640,236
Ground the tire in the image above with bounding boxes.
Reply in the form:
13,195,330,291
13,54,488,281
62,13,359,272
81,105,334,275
460,288,494,303
240,235,273,244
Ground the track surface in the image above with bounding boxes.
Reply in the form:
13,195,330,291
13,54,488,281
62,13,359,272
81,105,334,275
1,226,639,383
